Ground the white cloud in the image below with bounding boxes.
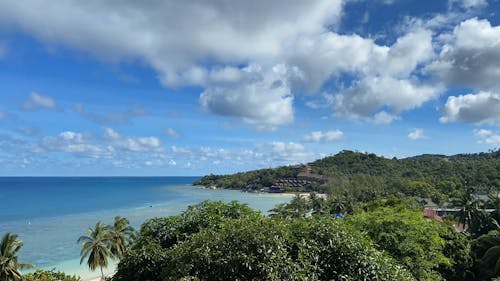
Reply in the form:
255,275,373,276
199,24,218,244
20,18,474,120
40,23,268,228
408,128,426,140
22,92,58,111
427,18,500,90
474,129,500,145
449,0,488,9
40,128,163,158
0,0,343,87
164,128,180,138
284,28,433,92
0,1,447,128
103,128,162,152
303,130,343,143
372,111,400,125
200,64,295,130
254,141,316,165
41,131,106,158
474,128,492,137
440,91,500,124
332,76,442,120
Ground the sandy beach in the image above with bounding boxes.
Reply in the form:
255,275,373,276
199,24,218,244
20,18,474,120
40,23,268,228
277,192,327,199
84,272,114,281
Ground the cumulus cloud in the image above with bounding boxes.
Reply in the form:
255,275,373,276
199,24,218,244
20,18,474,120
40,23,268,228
103,128,162,152
408,128,426,140
303,130,343,142
332,76,442,121
296,29,440,123
254,141,316,165
0,0,342,86
372,111,400,125
427,18,500,90
21,92,59,111
0,0,449,128
200,64,295,130
40,131,106,158
474,129,500,145
40,128,163,158
440,91,500,124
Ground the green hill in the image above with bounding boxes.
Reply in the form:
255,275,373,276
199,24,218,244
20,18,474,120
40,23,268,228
194,150,500,202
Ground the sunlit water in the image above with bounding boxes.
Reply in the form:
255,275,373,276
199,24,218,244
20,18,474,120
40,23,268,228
0,177,291,279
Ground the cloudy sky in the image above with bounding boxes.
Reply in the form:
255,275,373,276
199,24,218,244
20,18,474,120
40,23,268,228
0,0,499,176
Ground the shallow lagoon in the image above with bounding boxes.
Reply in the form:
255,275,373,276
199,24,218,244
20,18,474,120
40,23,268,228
0,177,291,279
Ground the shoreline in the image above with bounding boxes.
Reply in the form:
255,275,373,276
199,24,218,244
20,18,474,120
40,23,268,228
12,185,293,281
84,273,114,281
195,185,327,199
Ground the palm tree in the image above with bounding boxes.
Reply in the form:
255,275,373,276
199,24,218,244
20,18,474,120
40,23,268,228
78,222,111,281
0,233,33,281
452,191,481,230
269,203,292,218
108,216,135,259
309,193,325,216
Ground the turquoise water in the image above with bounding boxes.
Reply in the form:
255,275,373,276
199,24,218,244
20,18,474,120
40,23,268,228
0,177,291,279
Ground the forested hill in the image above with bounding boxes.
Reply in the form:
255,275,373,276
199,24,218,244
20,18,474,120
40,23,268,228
309,150,499,186
194,150,499,201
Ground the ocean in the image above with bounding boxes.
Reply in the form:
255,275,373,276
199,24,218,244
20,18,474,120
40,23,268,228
0,177,291,279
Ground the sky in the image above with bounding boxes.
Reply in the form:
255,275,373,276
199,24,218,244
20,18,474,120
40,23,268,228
0,0,499,176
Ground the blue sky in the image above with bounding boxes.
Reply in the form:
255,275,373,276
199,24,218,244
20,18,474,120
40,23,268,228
0,0,499,176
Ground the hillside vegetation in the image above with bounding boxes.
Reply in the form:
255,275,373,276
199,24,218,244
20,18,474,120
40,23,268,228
194,150,500,203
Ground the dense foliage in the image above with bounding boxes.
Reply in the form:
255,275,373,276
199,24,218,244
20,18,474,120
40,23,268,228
349,207,455,281
471,230,500,280
112,201,414,281
195,150,500,202
21,269,81,281
194,166,297,191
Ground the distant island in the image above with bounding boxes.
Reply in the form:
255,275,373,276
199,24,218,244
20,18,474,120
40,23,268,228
195,150,500,204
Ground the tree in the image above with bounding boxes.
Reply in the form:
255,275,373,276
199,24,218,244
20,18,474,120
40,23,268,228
269,195,309,219
436,224,473,281
113,201,259,281
108,216,135,259
481,243,500,278
163,216,414,281
78,222,111,281
471,230,500,280
0,233,33,281
349,207,450,280
22,269,81,281
452,191,481,231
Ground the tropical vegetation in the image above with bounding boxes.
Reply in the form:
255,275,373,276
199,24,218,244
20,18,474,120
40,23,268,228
1,149,498,280
21,269,81,281
78,217,135,280
195,150,499,203
0,233,33,281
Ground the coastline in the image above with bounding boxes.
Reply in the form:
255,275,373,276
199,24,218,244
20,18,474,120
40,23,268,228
9,181,293,281
195,185,326,199
84,273,114,281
